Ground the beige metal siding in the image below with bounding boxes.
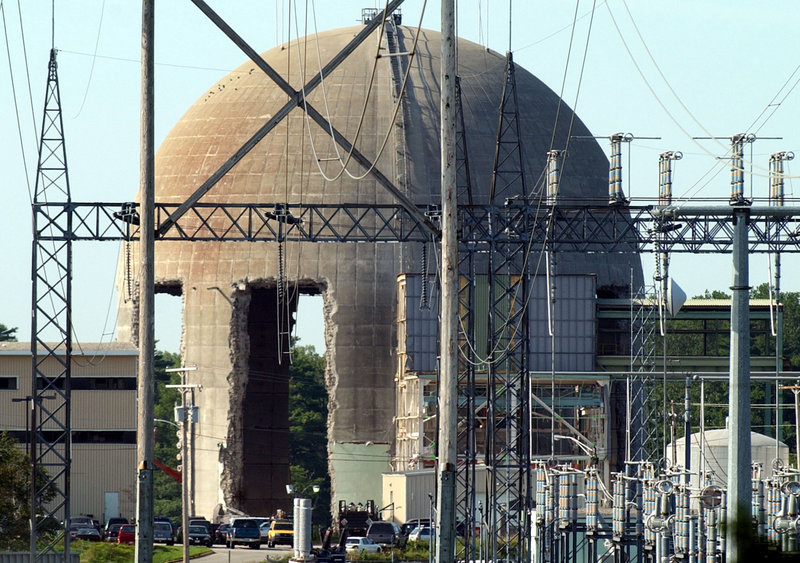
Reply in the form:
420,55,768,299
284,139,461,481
0,344,138,523
72,391,136,429
70,445,137,520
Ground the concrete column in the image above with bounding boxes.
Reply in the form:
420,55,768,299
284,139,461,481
726,206,751,563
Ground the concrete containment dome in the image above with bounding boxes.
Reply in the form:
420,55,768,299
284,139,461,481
116,25,643,519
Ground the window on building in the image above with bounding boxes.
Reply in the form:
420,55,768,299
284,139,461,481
36,377,136,391
0,376,18,390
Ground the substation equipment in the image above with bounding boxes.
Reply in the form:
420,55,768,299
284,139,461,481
26,2,800,561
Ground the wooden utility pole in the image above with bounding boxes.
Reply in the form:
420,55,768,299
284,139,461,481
436,0,457,562
135,1,155,561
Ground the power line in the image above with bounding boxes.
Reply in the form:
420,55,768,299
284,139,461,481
72,0,106,119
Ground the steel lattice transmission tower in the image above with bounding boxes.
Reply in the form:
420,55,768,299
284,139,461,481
30,48,73,559
484,52,532,563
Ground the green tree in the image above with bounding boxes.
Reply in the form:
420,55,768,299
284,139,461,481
153,350,182,520
289,343,331,527
657,286,800,453
0,323,18,342
0,432,56,550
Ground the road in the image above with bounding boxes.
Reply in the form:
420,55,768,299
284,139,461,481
198,545,293,563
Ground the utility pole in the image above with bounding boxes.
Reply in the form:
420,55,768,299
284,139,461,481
167,373,200,563
436,0,457,562
135,1,155,562
726,203,751,563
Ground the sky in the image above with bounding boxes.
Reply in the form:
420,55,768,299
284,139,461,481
1,1,799,354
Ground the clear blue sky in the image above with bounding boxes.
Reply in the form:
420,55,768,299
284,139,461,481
2,1,799,354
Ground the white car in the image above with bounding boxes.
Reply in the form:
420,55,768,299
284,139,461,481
408,526,434,542
345,536,382,553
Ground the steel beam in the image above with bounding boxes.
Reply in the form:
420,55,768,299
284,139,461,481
36,202,800,251
156,0,440,237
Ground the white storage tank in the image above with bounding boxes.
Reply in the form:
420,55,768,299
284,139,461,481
667,428,790,491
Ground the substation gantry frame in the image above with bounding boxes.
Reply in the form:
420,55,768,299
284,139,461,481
28,1,800,562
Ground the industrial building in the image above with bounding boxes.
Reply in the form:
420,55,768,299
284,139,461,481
390,276,793,520
114,22,641,520
0,342,138,523
14,2,800,560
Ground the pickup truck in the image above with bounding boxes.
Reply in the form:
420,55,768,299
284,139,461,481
266,520,294,548
227,518,261,549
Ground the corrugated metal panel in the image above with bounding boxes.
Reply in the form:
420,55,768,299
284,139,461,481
0,347,138,523
69,445,137,520
401,273,596,374
0,356,34,429
72,391,136,429
382,468,489,525
529,275,596,372
399,275,439,373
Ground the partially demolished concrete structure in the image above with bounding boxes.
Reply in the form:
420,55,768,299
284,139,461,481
116,25,642,519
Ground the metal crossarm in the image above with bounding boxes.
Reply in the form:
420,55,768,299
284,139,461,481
32,202,800,251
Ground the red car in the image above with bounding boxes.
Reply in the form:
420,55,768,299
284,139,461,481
117,524,136,545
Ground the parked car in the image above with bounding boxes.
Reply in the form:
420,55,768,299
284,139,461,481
70,525,102,542
189,517,213,533
117,524,136,545
266,519,293,548
153,521,175,546
400,518,431,537
366,521,402,547
259,522,271,543
186,524,213,547
103,517,128,539
408,526,434,543
68,516,95,530
345,537,382,553
105,523,124,542
214,523,230,545
227,518,261,549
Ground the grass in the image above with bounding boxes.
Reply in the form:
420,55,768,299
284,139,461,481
345,541,431,561
70,540,212,563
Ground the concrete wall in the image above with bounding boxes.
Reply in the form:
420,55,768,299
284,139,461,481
331,442,392,512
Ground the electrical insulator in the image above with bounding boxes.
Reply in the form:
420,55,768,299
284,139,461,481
177,464,183,473
176,446,182,459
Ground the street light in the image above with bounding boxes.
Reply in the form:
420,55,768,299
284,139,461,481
166,368,200,563
154,418,179,429
286,483,321,496
11,394,55,456
553,434,598,465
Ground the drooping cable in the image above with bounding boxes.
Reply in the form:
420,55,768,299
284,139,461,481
292,0,392,180
546,0,583,153
276,0,293,365
1,0,33,202
515,1,607,53
294,0,428,182
14,0,37,140
73,0,106,118
603,2,721,197
747,61,800,136
622,0,800,183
